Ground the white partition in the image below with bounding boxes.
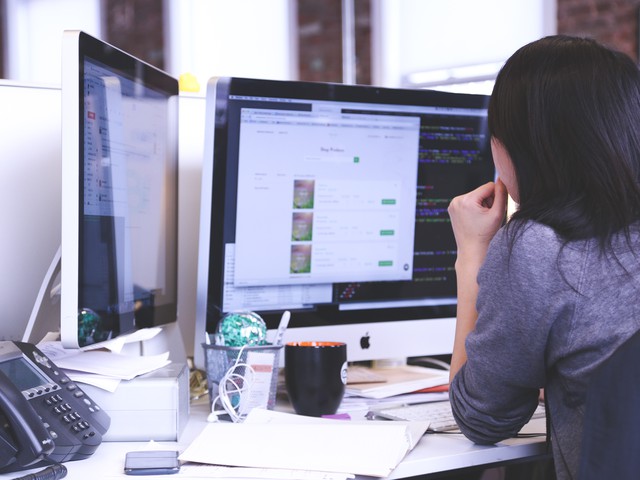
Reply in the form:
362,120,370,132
0,81,62,341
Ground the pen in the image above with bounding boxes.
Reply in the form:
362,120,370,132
273,310,291,346
365,402,408,420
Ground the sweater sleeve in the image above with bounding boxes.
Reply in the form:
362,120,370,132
449,223,571,444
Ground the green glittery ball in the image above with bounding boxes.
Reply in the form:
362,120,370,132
217,311,267,347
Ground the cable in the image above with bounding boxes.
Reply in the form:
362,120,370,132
12,463,67,480
207,345,256,423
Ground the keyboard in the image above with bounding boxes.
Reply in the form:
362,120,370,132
371,401,546,432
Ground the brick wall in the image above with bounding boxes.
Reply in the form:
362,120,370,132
104,0,165,70
297,0,371,84
557,0,640,61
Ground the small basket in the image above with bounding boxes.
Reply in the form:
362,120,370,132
202,343,283,416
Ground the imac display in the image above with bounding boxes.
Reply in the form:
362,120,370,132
194,77,494,369
61,31,179,348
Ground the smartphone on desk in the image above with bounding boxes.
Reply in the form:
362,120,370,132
124,450,180,475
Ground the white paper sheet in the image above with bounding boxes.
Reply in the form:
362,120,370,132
179,409,428,477
52,350,170,380
179,464,355,479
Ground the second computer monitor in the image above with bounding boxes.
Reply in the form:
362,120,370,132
60,31,179,348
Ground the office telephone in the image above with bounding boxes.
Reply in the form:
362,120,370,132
0,341,110,472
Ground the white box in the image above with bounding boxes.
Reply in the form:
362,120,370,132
83,363,190,441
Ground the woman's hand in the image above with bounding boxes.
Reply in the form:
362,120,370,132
447,178,509,380
447,178,508,265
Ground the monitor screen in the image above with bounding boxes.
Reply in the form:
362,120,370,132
60,31,179,348
194,77,494,369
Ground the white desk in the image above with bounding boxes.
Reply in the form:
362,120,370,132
367,418,548,479
0,402,548,479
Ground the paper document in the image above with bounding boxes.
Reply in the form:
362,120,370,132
81,326,163,353
345,365,449,399
179,409,428,477
51,350,170,380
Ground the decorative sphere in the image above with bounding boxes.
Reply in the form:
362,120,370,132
217,311,267,347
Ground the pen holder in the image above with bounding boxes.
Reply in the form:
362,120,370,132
202,343,283,416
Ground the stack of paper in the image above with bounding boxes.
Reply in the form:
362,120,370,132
35,328,171,391
345,365,449,399
179,409,429,478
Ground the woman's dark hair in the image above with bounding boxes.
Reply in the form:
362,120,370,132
489,35,640,244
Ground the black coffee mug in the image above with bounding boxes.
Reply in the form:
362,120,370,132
285,341,347,417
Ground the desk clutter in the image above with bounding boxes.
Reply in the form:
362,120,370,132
2,307,452,478
182,310,451,477
33,328,190,442
178,367,448,478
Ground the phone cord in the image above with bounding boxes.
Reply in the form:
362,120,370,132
11,463,67,480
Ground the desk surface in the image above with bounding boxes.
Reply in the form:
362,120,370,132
0,403,548,480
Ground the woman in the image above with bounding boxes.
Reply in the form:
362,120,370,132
447,35,640,480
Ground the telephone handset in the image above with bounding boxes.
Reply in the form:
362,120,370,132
0,341,110,472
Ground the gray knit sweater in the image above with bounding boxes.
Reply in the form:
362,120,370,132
449,220,640,480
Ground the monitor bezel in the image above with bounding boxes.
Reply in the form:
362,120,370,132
60,30,179,349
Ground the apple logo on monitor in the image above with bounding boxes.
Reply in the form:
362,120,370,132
360,332,371,350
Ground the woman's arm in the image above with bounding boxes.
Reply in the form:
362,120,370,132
447,179,508,382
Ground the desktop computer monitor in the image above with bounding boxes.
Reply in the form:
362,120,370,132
60,30,179,348
193,77,495,370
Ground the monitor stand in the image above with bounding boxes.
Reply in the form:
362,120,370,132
23,246,187,363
